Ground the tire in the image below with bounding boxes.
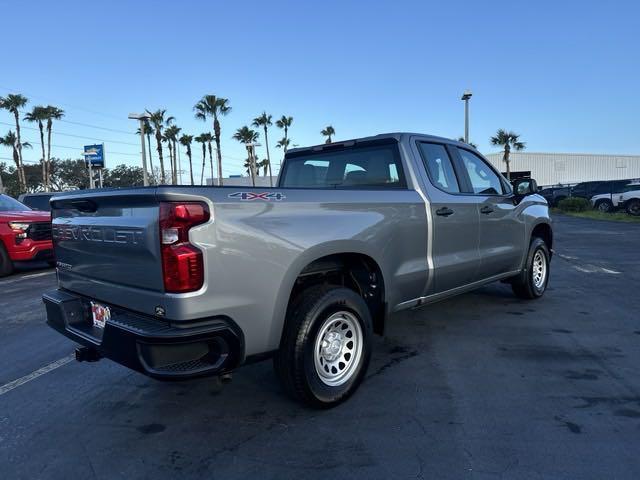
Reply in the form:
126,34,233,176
595,199,613,213
274,285,372,408
0,243,14,278
511,237,550,299
626,199,640,216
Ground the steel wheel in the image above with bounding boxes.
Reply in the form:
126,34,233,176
313,311,363,387
532,249,547,289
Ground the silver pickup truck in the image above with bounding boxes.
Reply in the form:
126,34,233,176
43,133,552,407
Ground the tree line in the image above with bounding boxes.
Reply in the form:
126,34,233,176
0,91,337,194
0,158,146,197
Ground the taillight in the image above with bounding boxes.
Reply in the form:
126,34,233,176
159,202,210,293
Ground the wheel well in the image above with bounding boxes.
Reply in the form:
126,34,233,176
531,223,553,251
291,253,386,335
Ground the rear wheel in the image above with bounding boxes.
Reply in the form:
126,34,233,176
511,237,550,299
626,199,640,216
274,285,372,408
0,244,14,278
595,199,613,213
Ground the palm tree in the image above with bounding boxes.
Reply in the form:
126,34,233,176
24,106,49,190
257,158,269,176
163,132,173,183
146,109,174,184
275,115,293,153
203,132,215,184
137,120,155,181
0,131,31,192
194,134,208,185
276,137,290,152
457,137,478,149
232,126,259,186
0,94,28,188
252,112,273,186
179,134,195,186
490,129,526,180
194,95,231,186
321,125,335,144
164,124,181,184
43,106,64,190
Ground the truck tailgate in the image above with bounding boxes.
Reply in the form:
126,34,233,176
51,189,163,292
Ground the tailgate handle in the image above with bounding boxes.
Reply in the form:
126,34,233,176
70,199,98,213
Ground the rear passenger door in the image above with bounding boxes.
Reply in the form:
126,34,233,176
416,142,480,294
454,148,525,278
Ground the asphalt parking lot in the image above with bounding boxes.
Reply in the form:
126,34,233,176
1,214,639,480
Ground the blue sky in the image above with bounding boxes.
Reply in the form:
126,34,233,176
1,0,638,177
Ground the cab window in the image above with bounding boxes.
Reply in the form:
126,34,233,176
457,149,505,195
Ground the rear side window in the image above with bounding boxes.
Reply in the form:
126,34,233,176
280,143,406,189
417,142,460,193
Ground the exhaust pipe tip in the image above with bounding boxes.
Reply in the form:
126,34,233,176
75,346,102,363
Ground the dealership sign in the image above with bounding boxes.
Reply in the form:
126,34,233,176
84,144,105,168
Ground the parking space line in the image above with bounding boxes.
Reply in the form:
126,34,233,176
0,271,55,285
557,253,621,274
0,354,74,396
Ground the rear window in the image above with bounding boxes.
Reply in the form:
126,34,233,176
0,194,30,212
22,195,53,211
280,142,406,189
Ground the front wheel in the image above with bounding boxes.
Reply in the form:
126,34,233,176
274,285,372,408
595,199,613,213
0,244,14,278
626,199,640,216
511,237,550,299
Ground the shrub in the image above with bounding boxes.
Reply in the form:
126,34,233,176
557,197,591,212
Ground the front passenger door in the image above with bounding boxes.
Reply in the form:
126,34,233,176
455,148,525,279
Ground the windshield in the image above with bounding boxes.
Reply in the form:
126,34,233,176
0,194,31,212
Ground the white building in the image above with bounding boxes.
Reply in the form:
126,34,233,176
207,176,275,187
484,152,640,186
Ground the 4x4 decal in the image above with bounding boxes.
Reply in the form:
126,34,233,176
228,192,286,201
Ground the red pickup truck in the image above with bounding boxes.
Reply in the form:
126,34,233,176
0,194,53,277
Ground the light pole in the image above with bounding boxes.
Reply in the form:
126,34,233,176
461,90,472,144
128,113,151,186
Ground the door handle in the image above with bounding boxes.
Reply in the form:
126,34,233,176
436,207,454,217
480,206,494,215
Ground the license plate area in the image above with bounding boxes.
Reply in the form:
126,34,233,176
65,299,110,342
91,302,111,330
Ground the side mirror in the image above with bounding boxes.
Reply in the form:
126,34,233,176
512,178,538,196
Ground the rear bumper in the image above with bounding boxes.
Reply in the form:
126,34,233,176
43,289,244,380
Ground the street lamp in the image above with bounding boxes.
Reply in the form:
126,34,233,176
128,112,151,186
461,90,472,144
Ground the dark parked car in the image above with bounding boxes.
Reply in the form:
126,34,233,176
569,180,634,202
539,186,570,206
18,192,57,211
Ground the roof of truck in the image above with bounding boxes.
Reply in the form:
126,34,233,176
286,132,472,156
